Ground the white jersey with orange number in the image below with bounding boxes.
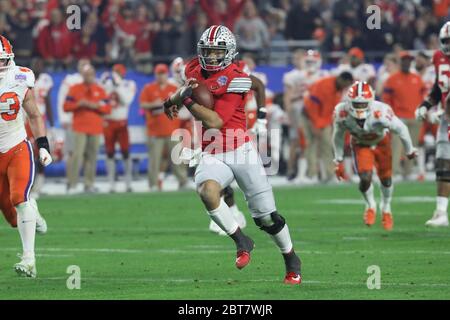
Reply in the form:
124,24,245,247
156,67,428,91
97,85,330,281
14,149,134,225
0,65,35,153
333,100,414,161
100,73,136,121
34,72,53,116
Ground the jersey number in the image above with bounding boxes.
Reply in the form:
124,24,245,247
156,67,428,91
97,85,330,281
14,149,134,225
438,64,450,92
0,92,20,121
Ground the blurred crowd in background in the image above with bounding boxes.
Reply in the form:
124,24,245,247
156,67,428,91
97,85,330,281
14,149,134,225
1,0,447,194
0,0,449,71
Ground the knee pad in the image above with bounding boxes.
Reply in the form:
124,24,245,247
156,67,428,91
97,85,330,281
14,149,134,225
381,178,392,187
436,159,450,182
254,211,286,235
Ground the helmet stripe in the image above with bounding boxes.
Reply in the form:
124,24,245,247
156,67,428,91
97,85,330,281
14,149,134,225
208,25,219,43
0,36,11,54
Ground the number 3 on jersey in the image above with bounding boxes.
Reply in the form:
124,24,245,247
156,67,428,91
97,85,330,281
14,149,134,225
0,92,20,121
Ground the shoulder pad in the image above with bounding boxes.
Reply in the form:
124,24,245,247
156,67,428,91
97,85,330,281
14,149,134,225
333,102,349,122
9,66,35,88
184,58,200,78
371,101,394,125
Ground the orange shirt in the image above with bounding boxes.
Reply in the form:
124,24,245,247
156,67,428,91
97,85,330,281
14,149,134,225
434,0,450,17
382,71,426,119
63,83,111,135
303,76,342,129
139,82,180,137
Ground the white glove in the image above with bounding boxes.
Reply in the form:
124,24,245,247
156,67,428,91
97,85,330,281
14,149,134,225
39,148,53,167
415,106,428,121
428,109,444,124
251,118,268,136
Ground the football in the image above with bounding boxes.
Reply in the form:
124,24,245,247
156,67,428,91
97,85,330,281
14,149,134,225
192,82,214,109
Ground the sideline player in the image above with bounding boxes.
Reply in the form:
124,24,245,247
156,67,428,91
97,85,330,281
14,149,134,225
100,64,136,192
333,82,417,230
0,35,52,277
28,58,54,198
416,22,450,227
164,25,302,284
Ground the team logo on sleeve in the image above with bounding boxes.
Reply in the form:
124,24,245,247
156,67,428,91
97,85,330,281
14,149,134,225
217,76,228,87
15,74,26,81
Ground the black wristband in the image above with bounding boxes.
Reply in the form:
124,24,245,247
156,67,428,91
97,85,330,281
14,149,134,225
257,107,267,119
36,136,50,153
421,100,433,110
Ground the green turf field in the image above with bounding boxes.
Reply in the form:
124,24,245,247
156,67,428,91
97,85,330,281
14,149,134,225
1,181,450,299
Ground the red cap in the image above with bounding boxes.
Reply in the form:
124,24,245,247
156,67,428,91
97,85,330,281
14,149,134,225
348,47,364,60
399,51,414,60
154,63,169,74
112,64,126,77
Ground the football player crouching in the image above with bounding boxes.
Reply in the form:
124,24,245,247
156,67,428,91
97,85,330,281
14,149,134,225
333,81,417,230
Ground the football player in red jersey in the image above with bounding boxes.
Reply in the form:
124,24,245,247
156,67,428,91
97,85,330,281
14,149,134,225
164,25,302,285
416,22,450,227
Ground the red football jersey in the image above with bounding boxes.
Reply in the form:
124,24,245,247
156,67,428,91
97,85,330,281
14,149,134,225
184,58,252,153
433,50,450,105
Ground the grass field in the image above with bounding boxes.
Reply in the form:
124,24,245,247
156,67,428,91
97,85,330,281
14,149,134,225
1,181,450,299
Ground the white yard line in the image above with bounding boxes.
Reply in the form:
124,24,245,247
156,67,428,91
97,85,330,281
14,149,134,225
2,247,450,256
6,276,448,288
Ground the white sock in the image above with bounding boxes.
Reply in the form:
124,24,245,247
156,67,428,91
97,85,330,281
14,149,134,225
124,157,132,189
271,225,293,254
207,199,239,235
380,184,393,213
229,204,240,216
418,147,426,175
31,174,45,195
298,157,307,180
436,196,448,212
106,158,116,188
15,202,37,260
362,184,376,209
344,157,354,177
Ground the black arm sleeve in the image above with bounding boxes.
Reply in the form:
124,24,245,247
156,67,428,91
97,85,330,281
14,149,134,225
429,80,442,106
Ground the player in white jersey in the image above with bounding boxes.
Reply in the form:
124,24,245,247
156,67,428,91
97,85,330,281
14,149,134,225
29,58,54,199
415,22,450,227
100,64,136,192
333,47,376,87
283,49,328,181
414,51,438,181
0,35,52,277
333,82,417,230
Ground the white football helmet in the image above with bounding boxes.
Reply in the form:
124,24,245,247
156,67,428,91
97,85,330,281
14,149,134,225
303,50,322,73
170,57,185,85
0,35,14,79
347,81,374,120
439,22,450,55
197,25,237,72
